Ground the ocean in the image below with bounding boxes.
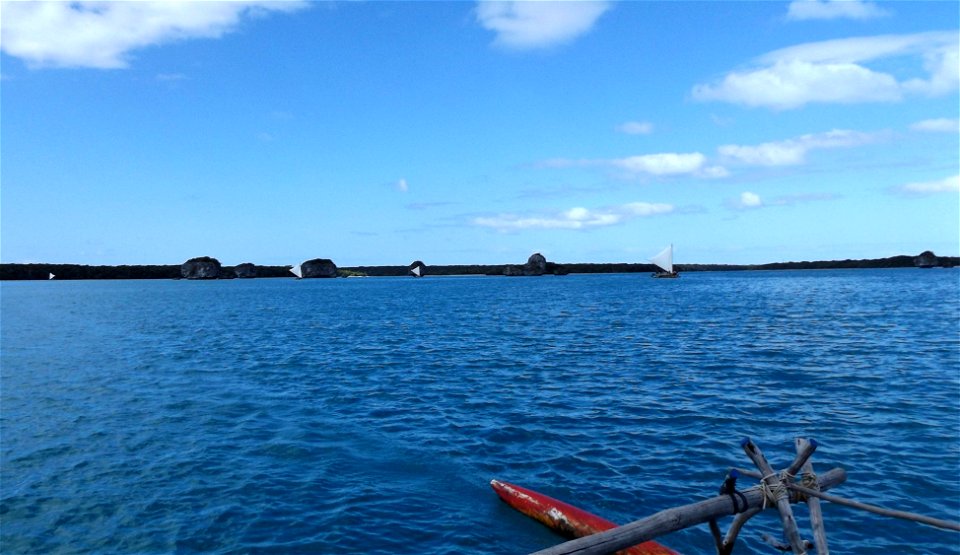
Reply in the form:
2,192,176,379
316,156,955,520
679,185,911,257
2,269,958,554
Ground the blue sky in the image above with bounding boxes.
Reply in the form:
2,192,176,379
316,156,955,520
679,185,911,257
2,0,957,267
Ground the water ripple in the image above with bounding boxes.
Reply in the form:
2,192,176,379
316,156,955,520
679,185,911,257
2,270,958,554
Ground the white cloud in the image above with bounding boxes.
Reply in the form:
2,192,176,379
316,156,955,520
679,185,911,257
699,165,731,179
475,1,611,50
617,121,654,135
896,175,960,196
692,31,959,110
473,201,673,231
786,0,890,21
729,191,839,210
621,202,675,216
910,118,960,133
740,192,763,208
903,42,960,96
0,1,307,69
719,129,884,166
720,142,806,166
541,151,728,179
613,152,707,175
397,178,409,193
694,59,901,110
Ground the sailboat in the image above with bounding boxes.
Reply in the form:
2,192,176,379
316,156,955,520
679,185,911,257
289,264,303,279
650,244,679,278
410,265,422,277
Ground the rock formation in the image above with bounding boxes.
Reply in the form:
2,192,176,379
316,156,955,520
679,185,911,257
504,252,548,276
914,251,938,268
234,263,257,278
524,253,547,276
181,256,221,279
301,258,338,278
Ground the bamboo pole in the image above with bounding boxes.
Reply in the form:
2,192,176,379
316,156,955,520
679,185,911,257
788,483,960,532
718,507,762,555
741,438,808,554
784,438,818,477
528,468,847,555
796,438,829,554
734,468,960,533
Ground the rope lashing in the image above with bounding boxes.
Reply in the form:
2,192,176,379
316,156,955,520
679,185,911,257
758,472,790,509
735,465,960,532
795,470,819,502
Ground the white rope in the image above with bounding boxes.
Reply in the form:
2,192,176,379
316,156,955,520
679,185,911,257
757,472,789,509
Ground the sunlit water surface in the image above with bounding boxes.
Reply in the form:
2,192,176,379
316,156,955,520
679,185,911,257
2,269,958,554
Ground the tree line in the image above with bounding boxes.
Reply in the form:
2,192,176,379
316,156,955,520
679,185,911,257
2,252,955,281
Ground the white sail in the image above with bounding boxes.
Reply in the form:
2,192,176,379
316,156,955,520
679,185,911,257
48,273,56,280
411,265,421,277
289,264,302,278
650,245,673,273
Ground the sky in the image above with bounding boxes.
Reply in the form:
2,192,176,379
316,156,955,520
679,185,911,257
1,0,958,267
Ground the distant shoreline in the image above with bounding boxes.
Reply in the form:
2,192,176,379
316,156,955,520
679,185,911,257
1,253,956,280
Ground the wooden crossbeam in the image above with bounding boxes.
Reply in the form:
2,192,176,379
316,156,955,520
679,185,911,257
528,468,847,555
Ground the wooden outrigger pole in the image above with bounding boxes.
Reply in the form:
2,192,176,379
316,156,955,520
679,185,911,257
528,474,846,555
510,437,960,555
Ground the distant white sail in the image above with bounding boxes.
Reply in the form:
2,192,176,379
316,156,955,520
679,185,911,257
48,273,55,280
650,245,673,273
289,264,302,278
411,265,421,277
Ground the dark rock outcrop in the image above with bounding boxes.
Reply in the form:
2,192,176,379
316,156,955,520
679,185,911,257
234,263,257,278
914,251,938,268
546,262,568,275
181,256,221,279
503,265,523,276
503,253,549,276
524,253,547,276
301,258,338,278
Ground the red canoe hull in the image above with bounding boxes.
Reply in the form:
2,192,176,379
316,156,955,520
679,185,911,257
490,479,679,555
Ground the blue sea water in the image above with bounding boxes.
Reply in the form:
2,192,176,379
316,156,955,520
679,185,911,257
2,269,958,554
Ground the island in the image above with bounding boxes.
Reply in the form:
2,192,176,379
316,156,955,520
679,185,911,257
1,251,955,280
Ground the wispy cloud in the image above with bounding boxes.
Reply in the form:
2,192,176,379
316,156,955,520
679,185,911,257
728,191,839,210
0,1,308,69
541,152,728,179
270,110,295,121
893,175,960,196
475,1,611,50
711,114,735,127
406,201,457,211
910,118,960,133
692,31,959,110
786,0,890,21
155,72,187,82
719,129,885,166
616,121,654,135
396,178,409,193
473,201,673,231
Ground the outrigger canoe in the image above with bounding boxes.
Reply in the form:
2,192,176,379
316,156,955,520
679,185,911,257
490,480,679,555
